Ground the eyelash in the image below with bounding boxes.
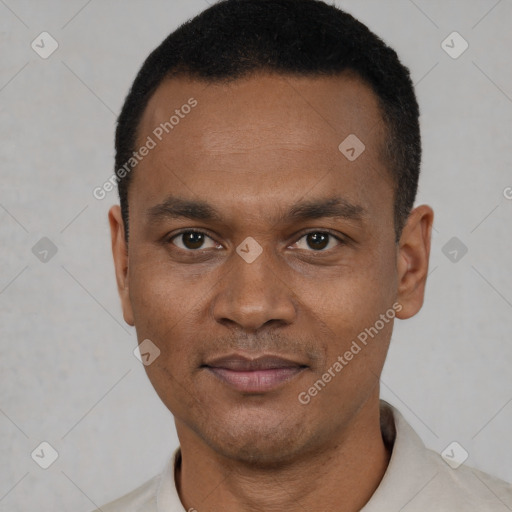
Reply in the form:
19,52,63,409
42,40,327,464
166,228,346,252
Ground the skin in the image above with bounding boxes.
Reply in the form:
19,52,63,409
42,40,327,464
109,73,433,512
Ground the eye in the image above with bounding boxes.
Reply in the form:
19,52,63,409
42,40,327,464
293,231,343,251
170,230,220,251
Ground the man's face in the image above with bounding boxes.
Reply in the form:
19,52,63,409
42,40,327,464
111,73,420,465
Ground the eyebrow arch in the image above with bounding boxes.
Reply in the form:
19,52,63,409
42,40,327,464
147,196,222,223
146,195,366,225
285,197,366,223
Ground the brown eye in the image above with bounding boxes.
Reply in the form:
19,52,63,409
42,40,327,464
294,232,342,252
171,231,218,251
306,232,329,250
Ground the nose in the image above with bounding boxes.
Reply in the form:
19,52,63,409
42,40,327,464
211,244,297,333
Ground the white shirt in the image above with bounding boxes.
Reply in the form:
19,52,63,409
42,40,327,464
94,401,512,511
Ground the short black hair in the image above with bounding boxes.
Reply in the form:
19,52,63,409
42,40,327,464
115,0,421,242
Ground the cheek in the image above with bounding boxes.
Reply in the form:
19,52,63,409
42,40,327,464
131,269,202,411
129,254,195,328
143,359,203,424
301,258,396,346
300,270,395,404
294,266,396,397
128,265,203,387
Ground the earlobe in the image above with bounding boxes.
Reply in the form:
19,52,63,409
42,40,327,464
108,205,135,326
395,205,434,320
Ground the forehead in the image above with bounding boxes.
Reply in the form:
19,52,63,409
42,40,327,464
139,72,384,150
131,73,392,223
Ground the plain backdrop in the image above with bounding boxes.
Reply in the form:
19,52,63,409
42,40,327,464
1,0,511,510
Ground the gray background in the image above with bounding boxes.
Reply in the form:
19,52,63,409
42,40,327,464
1,0,511,510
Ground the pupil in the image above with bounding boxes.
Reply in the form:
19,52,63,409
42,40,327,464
307,232,328,250
184,232,204,249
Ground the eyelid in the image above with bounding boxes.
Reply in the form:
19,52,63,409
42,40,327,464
294,228,346,241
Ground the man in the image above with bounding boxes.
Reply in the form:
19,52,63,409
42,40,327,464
99,0,512,510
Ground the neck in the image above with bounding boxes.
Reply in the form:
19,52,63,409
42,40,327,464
175,395,391,512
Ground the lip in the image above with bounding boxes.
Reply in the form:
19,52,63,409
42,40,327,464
203,354,307,393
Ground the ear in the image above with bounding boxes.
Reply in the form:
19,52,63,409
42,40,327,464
109,205,135,326
395,204,434,320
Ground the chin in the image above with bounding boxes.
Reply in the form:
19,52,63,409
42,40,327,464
196,410,316,469
215,437,306,469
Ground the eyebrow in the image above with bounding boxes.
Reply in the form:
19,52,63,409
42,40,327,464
146,195,366,225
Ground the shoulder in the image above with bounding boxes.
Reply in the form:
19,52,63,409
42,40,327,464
90,474,160,512
89,448,183,512
420,447,512,511
365,402,512,511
